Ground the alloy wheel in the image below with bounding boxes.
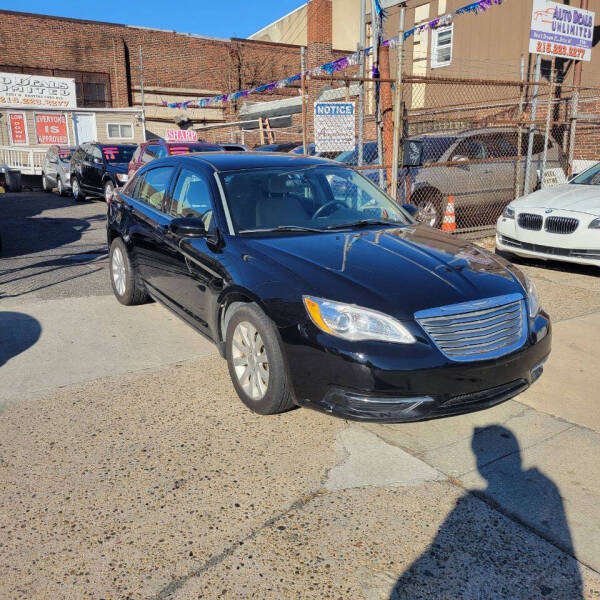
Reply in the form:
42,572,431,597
231,321,269,401
42,175,49,192
72,178,80,200
111,246,127,296
57,178,63,196
104,182,114,203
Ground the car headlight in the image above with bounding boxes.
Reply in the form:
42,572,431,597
523,274,540,317
502,206,515,219
116,173,128,183
589,218,600,229
303,296,416,344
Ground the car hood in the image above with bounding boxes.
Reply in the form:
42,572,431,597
513,184,600,216
245,225,525,320
106,163,129,174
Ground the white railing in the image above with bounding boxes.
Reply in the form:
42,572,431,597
0,146,47,175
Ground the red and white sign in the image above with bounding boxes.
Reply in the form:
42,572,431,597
35,113,69,145
165,129,198,142
8,112,28,145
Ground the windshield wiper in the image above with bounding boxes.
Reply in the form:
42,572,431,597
326,219,404,231
238,225,327,234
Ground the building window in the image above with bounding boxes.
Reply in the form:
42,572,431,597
107,123,134,139
431,25,453,69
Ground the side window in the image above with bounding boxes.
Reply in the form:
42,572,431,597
90,146,103,161
136,167,174,211
455,138,486,160
142,144,165,163
169,168,215,231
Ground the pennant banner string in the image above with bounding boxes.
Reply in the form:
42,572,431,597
163,0,503,110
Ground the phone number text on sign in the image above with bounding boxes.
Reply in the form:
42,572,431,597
536,41,586,59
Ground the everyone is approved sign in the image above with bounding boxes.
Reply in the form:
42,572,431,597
314,102,355,153
529,0,595,62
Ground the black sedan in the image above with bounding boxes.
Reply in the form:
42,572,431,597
107,153,551,422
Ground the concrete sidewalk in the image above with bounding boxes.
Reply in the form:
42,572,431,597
0,295,216,405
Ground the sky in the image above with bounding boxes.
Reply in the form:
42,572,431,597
0,0,308,39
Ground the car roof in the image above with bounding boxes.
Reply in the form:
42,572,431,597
172,152,340,172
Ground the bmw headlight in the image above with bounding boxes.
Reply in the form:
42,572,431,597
303,296,416,344
502,205,515,219
589,218,600,229
523,274,540,317
116,173,129,183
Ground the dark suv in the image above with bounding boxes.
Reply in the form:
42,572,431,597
70,143,137,202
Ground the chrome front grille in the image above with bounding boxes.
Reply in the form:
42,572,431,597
415,294,527,362
518,213,543,231
545,216,579,234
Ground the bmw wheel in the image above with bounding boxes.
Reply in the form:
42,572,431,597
226,303,295,415
109,238,148,306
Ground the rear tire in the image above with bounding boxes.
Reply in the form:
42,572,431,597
226,303,296,416
109,237,148,306
57,178,65,197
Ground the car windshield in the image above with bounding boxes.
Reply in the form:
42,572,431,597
102,145,136,163
220,165,413,234
169,144,222,155
570,163,600,185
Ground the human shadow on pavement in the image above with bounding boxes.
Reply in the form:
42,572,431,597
0,312,42,368
390,426,583,600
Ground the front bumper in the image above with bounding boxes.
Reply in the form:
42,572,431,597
281,312,551,423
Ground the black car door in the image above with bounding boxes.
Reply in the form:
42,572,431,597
157,166,226,335
88,145,105,192
126,165,177,295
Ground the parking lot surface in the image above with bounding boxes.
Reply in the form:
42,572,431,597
1,193,599,599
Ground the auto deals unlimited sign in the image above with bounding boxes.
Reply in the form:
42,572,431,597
0,72,77,109
314,102,355,153
530,0,595,62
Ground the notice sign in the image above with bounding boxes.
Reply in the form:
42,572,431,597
35,113,69,145
165,129,198,142
314,102,355,153
0,72,77,109
8,112,28,145
530,0,595,62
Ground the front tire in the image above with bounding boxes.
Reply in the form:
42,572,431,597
42,174,51,193
71,177,84,201
226,303,295,415
109,237,148,306
104,180,115,203
57,177,65,197
413,189,443,228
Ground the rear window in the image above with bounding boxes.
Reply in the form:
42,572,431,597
168,144,222,155
58,149,73,161
102,145,136,163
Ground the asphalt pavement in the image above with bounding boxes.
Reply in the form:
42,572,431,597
1,192,599,599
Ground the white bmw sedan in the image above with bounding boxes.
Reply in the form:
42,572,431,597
496,162,600,268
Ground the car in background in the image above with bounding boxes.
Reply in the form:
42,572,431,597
107,152,550,423
128,140,223,176
220,143,248,152
70,142,136,202
496,161,600,268
333,129,565,228
41,145,75,196
254,141,303,152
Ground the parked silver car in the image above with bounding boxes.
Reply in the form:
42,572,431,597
337,128,566,228
41,146,75,196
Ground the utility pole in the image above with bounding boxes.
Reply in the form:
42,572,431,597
371,0,384,189
139,46,147,141
391,2,406,202
301,46,308,155
357,0,366,166
524,54,541,195
568,0,588,176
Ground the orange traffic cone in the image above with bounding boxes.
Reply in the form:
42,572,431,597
441,196,456,232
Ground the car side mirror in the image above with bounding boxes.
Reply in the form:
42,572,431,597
169,217,206,238
402,203,419,218
452,155,469,163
